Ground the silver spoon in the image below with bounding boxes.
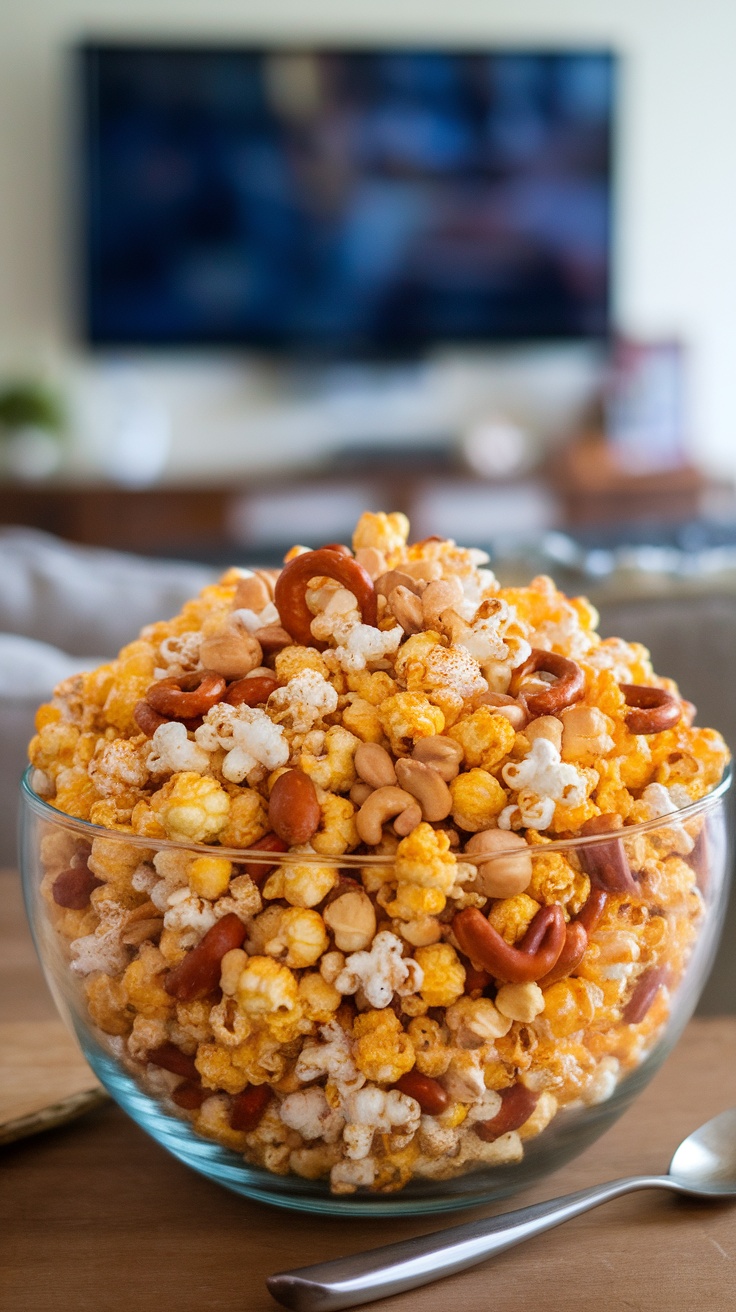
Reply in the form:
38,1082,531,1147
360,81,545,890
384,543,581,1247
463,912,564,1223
267,1106,736,1312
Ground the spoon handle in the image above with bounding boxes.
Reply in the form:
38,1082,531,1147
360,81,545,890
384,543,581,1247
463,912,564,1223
267,1174,670,1312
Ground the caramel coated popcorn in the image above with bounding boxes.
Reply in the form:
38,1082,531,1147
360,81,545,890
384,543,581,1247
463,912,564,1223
31,512,729,1196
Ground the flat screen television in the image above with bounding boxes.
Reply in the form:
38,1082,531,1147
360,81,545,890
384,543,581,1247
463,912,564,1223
79,44,615,351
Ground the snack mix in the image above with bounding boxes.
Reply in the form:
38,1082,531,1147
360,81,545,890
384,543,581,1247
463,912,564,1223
29,513,729,1195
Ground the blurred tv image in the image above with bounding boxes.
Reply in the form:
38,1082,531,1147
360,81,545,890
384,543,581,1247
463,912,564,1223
80,45,615,350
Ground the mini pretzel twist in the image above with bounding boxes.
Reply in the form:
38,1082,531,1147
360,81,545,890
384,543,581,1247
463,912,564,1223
579,814,636,893
274,548,378,649
619,683,682,734
511,649,585,718
537,887,608,987
145,671,227,720
452,904,566,983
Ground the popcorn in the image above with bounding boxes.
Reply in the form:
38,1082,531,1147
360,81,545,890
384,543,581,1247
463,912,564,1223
195,705,288,784
30,506,730,1199
335,931,423,1009
267,670,338,733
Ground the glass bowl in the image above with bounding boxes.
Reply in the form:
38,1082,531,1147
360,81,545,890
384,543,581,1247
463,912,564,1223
20,766,731,1216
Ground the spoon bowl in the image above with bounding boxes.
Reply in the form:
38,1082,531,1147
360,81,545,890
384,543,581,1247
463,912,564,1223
669,1106,736,1196
268,1107,736,1312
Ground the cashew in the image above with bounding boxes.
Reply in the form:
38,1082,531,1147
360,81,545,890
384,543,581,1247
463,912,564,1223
355,546,388,580
411,735,463,782
476,692,528,730
393,801,423,836
374,570,424,598
199,625,263,679
323,890,377,952
356,786,420,845
464,830,532,898
395,757,453,822
354,742,397,789
525,715,563,752
387,586,424,635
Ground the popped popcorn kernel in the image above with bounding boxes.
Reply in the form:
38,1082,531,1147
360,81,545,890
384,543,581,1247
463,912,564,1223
235,956,299,1017
448,706,516,770
487,894,541,945
151,772,230,844
395,823,457,894
379,692,445,755
353,1009,416,1084
450,768,507,832
188,855,232,900
352,511,410,560
414,943,466,1008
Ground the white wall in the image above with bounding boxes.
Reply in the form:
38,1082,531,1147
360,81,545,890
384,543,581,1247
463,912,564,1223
1,0,735,479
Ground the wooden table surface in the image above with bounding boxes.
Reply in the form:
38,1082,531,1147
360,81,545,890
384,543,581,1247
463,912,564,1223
2,867,735,1312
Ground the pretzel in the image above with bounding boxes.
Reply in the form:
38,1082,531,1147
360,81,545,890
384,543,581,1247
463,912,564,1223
145,671,227,720
537,888,608,987
274,548,378,648
511,649,585,717
224,675,280,707
580,814,636,892
620,684,682,734
453,904,566,983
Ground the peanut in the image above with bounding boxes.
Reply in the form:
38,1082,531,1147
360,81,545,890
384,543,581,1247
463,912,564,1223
475,691,528,730
323,890,376,952
354,742,397,789
268,769,321,845
525,715,563,752
387,585,424,635
200,625,263,680
233,574,271,612
164,913,246,1002
476,1084,538,1142
52,864,103,909
395,757,452,822
230,1085,272,1131
411,735,463,782
464,830,532,898
395,1070,449,1115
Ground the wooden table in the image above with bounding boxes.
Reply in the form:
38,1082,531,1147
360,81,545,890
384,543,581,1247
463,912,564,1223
2,866,735,1312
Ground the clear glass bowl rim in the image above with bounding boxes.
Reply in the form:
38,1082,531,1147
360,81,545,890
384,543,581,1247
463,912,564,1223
20,762,732,868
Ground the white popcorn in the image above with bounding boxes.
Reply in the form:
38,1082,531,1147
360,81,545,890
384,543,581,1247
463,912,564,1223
531,600,596,660
463,1088,504,1125
70,926,130,976
279,1087,345,1143
639,783,690,819
581,1056,620,1105
147,722,210,776
163,886,218,944
418,1115,462,1158
456,1129,524,1167
330,1157,375,1194
131,862,158,895
440,1050,487,1104
154,631,202,680
267,669,339,733
342,1086,421,1160
195,703,288,782
295,1020,365,1097
335,931,424,1009
230,601,280,633
500,737,591,831
312,612,403,673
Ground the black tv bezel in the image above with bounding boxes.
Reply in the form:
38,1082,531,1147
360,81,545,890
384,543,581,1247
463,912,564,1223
76,40,617,356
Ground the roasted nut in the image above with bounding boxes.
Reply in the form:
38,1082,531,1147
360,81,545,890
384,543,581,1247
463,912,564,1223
393,801,423,836
354,742,397,789
147,1042,199,1080
199,626,263,680
356,786,420,845
420,577,464,627
411,735,463,781
394,1070,449,1115
511,649,585,717
230,1084,272,1131
387,586,424,635
323,890,377,952
620,684,682,734
475,692,528,730
240,833,289,887
224,675,280,707
525,715,563,752
453,904,566,984
253,624,293,654
355,546,388,580
233,574,271,612
580,814,636,893
623,966,668,1024
121,917,164,947
374,570,424,598
464,830,532,898
274,549,378,648
350,781,374,807
146,671,227,720
395,758,452,822
475,1084,539,1142
164,913,247,1002
52,864,103,909
268,769,321,845
172,1080,207,1110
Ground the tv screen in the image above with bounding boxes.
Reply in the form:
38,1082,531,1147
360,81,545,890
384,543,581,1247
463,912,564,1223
79,45,615,350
